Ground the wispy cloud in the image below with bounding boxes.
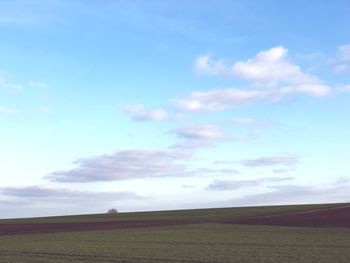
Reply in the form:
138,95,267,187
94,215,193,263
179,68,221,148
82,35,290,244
47,149,192,183
172,124,228,140
46,148,245,183
0,106,17,114
342,85,350,92
207,177,293,191
0,185,146,218
230,117,271,127
196,168,240,176
123,104,167,121
225,184,350,206
241,155,299,167
29,80,49,89
195,46,329,89
170,124,231,149
170,139,216,149
213,160,236,165
0,185,143,200
214,155,298,170
194,54,229,76
177,46,333,112
0,74,22,93
333,177,350,185
334,44,350,73
173,88,266,112
232,46,323,87
273,168,296,174
173,85,331,113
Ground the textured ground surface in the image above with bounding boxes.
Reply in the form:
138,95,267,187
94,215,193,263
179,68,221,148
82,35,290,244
227,204,350,228
0,220,196,235
1,203,350,236
1,224,350,263
1,203,350,262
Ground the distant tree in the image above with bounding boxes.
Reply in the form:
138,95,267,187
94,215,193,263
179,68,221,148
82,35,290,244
107,208,118,214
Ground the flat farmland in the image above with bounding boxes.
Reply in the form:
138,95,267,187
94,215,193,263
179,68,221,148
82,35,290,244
1,203,350,262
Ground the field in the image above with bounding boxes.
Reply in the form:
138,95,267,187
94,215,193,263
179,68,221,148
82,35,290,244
1,203,350,262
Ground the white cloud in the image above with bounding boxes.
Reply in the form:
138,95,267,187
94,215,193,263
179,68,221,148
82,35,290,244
197,168,240,176
173,86,331,114
339,85,350,93
214,155,298,169
0,185,142,200
123,104,167,121
273,168,296,174
338,45,350,61
173,88,266,112
194,54,229,76
170,139,216,149
187,47,332,112
47,148,248,182
279,83,331,96
0,106,17,114
47,149,192,183
0,75,22,93
174,84,331,112
207,177,293,191
333,177,350,185
232,46,321,86
172,124,228,140
29,80,48,89
225,185,350,207
334,44,350,73
241,155,299,167
231,117,270,126
170,124,231,149
182,184,195,188
213,160,236,165
0,185,146,218
195,47,323,86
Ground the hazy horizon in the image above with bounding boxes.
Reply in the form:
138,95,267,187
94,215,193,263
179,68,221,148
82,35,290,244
1,0,350,219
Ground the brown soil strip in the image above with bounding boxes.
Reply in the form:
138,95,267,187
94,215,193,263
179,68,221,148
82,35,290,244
0,250,209,263
2,204,350,235
0,220,196,236
224,205,350,228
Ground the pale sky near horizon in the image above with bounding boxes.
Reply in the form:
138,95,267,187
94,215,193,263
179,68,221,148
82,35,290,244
1,0,350,219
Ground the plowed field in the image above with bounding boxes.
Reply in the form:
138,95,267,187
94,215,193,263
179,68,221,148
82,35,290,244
0,220,194,235
227,205,350,228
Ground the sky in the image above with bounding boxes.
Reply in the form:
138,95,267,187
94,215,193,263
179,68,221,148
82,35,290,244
1,0,350,219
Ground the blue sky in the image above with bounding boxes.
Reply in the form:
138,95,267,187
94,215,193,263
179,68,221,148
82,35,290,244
1,0,350,218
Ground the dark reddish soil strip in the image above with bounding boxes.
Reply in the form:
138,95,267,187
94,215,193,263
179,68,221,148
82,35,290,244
224,205,350,228
0,220,197,236
3,205,350,235
0,250,206,263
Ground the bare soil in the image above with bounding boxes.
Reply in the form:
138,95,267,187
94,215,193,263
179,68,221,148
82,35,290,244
0,220,195,236
2,204,350,236
226,204,350,228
